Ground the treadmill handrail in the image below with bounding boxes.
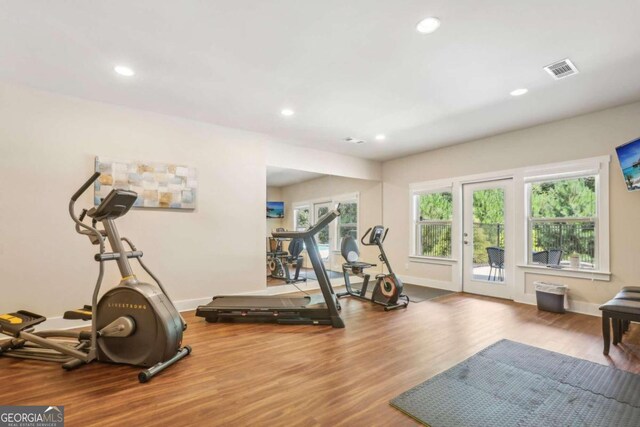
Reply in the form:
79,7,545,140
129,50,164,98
272,209,339,239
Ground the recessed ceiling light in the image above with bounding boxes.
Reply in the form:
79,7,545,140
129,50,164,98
416,17,441,34
375,134,386,141
114,65,135,77
510,88,528,96
281,109,295,117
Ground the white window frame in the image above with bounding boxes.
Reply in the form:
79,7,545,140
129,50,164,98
333,193,359,251
407,155,610,293
523,162,608,273
410,182,455,260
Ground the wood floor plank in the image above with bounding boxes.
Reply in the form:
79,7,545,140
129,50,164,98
1,292,638,426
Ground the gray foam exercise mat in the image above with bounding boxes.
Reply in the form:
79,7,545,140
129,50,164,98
336,282,453,303
390,339,640,427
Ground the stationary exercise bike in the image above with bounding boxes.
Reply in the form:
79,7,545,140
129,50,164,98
267,235,306,284
337,226,409,311
0,172,191,382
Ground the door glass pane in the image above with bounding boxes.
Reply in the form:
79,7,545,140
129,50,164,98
472,188,505,282
316,206,330,260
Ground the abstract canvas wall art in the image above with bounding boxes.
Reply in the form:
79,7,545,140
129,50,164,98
94,157,197,209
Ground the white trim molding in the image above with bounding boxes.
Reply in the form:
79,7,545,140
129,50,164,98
409,256,458,265
407,155,612,303
516,264,611,281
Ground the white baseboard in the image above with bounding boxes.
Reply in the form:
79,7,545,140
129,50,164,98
398,275,461,292
33,317,89,331
0,296,212,336
253,277,348,296
175,297,213,312
398,275,602,317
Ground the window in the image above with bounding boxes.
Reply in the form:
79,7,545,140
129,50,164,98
528,176,597,269
413,191,453,258
293,206,310,231
336,201,358,249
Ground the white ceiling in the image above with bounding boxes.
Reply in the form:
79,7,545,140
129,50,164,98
266,166,325,187
1,1,640,161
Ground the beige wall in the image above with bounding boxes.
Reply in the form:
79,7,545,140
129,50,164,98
279,176,383,273
3,80,638,318
382,101,640,310
0,83,381,318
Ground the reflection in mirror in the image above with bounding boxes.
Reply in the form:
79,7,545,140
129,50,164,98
266,166,383,288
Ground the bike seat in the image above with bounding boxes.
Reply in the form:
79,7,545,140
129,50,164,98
0,310,46,337
343,262,376,269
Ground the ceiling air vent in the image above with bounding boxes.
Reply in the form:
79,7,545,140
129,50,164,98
543,58,579,80
344,137,366,144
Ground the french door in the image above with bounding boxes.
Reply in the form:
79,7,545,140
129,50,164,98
462,179,514,299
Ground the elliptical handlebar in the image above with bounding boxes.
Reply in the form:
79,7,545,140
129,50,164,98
69,173,103,244
72,172,100,202
272,209,340,239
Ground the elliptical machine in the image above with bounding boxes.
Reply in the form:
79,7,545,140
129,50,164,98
337,226,409,311
0,172,191,382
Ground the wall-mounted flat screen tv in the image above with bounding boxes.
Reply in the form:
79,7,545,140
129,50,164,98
267,201,285,218
615,137,640,191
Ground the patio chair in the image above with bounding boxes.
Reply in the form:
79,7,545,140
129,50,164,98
532,250,549,264
548,249,563,265
486,247,505,281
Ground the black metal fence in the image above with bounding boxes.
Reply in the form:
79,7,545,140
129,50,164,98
531,221,595,264
418,221,595,265
473,223,503,264
418,222,452,258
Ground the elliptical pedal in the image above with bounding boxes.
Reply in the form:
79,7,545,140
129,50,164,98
63,305,92,321
0,310,47,337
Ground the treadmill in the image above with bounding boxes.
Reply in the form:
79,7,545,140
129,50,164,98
196,209,345,328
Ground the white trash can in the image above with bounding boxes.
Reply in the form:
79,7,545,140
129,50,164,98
534,281,568,313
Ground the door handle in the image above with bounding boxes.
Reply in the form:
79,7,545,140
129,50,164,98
464,240,469,245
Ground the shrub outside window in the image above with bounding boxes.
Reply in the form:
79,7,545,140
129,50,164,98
413,191,453,258
528,176,597,269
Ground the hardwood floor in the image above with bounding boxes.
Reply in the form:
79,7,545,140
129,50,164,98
1,293,639,426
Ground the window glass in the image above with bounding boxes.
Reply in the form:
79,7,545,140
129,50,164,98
529,177,597,268
415,192,453,258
